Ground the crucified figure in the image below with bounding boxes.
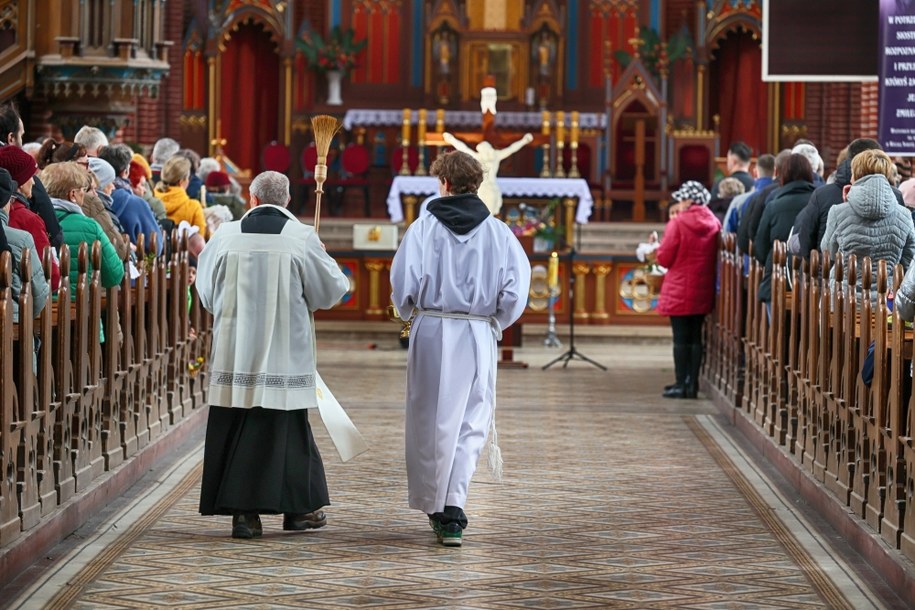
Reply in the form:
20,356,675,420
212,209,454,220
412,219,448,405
442,131,534,215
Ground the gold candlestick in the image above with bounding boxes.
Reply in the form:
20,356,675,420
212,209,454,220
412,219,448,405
569,111,581,178
400,108,411,175
540,110,552,178
555,111,566,178
435,108,446,161
416,109,428,175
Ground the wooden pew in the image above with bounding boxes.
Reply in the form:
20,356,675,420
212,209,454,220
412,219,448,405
0,232,211,550
821,254,845,490
0,252,20,545
850,259,874,518
827,254,858,504
50,245,76,505
785,255,806,452
132,234,151,450
14,247,40,531
811,250,833,482
865,261,890,532
742,243,761,416
35,247,57,516
881,263,908,548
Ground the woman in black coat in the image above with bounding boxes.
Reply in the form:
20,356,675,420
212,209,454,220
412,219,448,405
754,154,816,303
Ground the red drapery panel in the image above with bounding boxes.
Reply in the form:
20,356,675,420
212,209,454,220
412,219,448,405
219,22,280,173
709,31,768,155
589,7,637,88
351,2,400,85
183,52,194,109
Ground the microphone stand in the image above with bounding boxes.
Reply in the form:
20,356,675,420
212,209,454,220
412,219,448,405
543,235,606,370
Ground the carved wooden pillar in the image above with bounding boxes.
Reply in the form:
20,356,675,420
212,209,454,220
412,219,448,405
563,197,576,248
404,195,419,228
365,260,386,317
573,262,590,323
592,264,612,324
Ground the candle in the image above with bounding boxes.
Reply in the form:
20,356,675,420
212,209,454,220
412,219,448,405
402,108,411,146
555,111,565,144
548,251,559,289
541,111,550,135
436,108,445,133
417,109,427,145
525,87,535,107
571,111,579,145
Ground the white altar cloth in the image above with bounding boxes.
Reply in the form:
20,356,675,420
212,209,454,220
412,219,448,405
343,109,607,131
386,176,593,224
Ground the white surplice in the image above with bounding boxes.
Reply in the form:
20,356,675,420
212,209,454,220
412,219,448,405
195,205,349,411
390,213,531,515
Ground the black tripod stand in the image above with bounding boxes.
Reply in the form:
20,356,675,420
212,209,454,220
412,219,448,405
543,246,606,370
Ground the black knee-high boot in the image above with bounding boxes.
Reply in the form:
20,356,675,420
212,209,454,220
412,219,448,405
663,344,691,398
684,344,704,399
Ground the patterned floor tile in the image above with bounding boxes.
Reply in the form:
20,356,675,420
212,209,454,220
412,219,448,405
9,339,900,610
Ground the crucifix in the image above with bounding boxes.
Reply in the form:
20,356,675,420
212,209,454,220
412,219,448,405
424,76,550,215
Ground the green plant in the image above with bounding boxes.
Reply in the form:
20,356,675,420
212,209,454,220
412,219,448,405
298,26,367,75
614,26,691,79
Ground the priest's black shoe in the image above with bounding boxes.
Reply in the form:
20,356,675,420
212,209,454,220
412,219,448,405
283,510,327,530
231,513,262,539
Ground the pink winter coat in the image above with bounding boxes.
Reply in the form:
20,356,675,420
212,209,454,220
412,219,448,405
655,204,721,316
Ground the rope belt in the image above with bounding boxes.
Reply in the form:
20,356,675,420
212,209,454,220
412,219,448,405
416,309,502,341
416,309,504,482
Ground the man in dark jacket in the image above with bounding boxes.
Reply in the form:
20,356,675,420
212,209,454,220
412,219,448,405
0,104,64,249
736,149,792,254
712,141,755,198
791,138,882,258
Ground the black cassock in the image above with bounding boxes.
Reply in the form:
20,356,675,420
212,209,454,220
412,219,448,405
198,206,329,516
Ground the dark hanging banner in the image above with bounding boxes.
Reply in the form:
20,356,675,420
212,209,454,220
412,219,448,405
878,0,915,155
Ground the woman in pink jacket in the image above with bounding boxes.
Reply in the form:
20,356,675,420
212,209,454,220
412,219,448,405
655,181,721,399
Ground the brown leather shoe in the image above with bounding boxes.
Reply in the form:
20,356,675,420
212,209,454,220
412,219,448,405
283,510,327,530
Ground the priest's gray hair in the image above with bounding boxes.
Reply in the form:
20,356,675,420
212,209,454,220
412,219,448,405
74,126,109,154
250,171,290,207
151,137,180,164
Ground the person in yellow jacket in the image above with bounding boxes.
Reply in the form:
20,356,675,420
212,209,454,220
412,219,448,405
155,156,206,238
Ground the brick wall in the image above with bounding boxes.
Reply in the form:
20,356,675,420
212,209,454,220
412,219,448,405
804,82,881,173
160,0,185,141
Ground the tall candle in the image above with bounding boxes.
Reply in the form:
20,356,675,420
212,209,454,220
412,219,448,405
556,111,565,144
402,109,411,145
417,109,427,144
548,251,559,289
542,111,551,135
571,111,580,144
436,108,445,132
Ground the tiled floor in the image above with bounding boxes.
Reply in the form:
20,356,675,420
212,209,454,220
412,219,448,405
5,334,907,609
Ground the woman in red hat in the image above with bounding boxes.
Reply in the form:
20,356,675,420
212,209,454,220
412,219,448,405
0,144,60,290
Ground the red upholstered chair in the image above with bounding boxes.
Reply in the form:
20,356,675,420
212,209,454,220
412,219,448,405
262,141,291,173
328,144,372,217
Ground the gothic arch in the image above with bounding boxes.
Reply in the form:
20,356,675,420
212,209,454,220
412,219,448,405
211,7,286,54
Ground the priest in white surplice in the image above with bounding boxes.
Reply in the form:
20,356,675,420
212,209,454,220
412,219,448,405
196,171,349,539
390,151,531,547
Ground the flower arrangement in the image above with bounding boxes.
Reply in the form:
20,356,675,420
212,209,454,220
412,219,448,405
506,200,562,248
298,26,367,75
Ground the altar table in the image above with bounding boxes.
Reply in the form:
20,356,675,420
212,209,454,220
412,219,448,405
386,176,594,225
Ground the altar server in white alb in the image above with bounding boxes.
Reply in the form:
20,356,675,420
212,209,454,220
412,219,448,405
390,150,531,547
195,170,349,539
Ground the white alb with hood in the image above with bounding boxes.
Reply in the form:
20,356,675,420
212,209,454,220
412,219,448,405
390,193,531,515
